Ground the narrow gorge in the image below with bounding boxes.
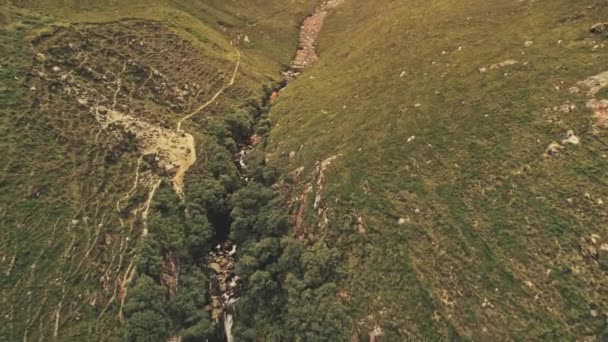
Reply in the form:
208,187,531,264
206,1,343,339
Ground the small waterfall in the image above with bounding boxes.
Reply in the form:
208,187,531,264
224,313,234,342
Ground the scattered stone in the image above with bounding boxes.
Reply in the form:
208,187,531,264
545,142,563,157
580,234,603,260
398,218,406,225
554,103,576,113
356,213,366,234
52,66,61,73
586,99,608,128
489,59,518,70
407,135,416,143
35,53,46,62
579,71,608,96
561,130,580,145
479,67,487,73
524,40,534,47
399,71,406,77
591,22,608,34
289,151,296,159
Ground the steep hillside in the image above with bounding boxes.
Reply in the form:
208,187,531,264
0,1,316,340
268,0,608,339
4,0,608,340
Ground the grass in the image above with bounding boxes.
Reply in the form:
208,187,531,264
4,0,608,339
267,0,608,339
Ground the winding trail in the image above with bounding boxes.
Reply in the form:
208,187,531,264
172,49,241,196
176,50,241,132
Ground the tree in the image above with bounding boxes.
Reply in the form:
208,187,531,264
124,275,171,342
126,309,171,342
138,236,163,278
226,108,253,143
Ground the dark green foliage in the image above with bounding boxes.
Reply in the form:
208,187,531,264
138,237,163,278
126,310,172,342
230,181,351,340
147,182,187,250
124,275,171,342
202,116,237,152
226,108,253,143
167,267,214,340
229,182,289,245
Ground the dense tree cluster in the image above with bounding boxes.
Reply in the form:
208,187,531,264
230,182,351,340
124,95,350,340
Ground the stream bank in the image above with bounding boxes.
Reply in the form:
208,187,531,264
207,1,343,340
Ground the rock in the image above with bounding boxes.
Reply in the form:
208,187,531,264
478,67,487,73
249,134,262,146
209,262,222,274
561,130,580,145
587,99,608,129
545,142,563,157
407,136,416,143
289,151,296,159
398,218,406,225
489,59,518,70
35,53,46,62
554,103,576,113
591,22,608,34
524,40,534,47
579,71,608,96
52,66,61,73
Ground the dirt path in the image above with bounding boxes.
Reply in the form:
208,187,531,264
176,50,241,132
172,49,241,196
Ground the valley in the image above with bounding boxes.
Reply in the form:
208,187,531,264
3,0,608,341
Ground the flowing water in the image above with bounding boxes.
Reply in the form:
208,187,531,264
212,1,342,339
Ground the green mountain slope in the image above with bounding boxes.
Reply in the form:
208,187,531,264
0,1,315,340
3,0,608,340
268,0,608,339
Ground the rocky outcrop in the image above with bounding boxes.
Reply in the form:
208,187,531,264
160,250,181,297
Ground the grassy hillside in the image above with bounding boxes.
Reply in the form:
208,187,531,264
268,0,608,339
0,1,314,340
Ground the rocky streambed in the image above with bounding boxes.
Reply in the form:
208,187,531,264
207,1,343,340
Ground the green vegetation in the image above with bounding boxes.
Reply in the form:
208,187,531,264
267,0,608,339
4,0,608,340
229,182,350,340
0,1,312,340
